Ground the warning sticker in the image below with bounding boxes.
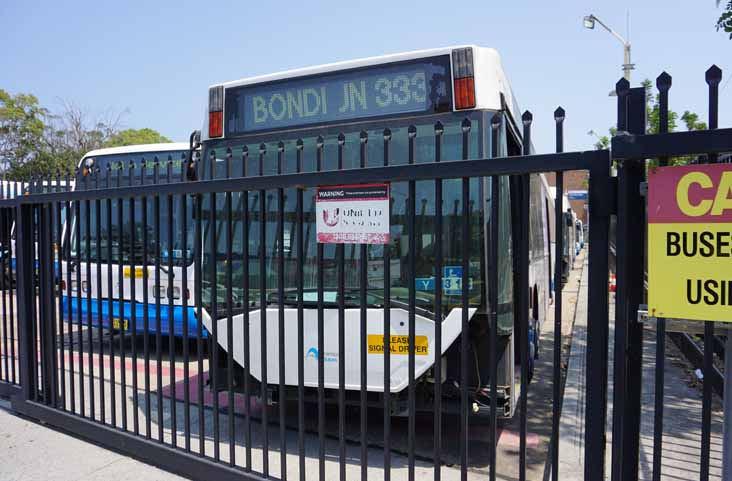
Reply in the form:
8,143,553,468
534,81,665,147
367,334,429,355
316,183,390,244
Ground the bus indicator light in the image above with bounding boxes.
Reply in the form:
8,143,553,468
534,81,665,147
209,111,223,138
454,77,475,110
209,85,224,138
452,47,476,110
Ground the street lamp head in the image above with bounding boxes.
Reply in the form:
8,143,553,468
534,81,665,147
583,15,596,29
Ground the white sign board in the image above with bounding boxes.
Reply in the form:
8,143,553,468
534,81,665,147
316,183,390,244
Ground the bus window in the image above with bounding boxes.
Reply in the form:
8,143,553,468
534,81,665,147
200,116,485,315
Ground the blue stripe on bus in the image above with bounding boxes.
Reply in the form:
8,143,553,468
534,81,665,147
61,296,207,339
8,258,42,272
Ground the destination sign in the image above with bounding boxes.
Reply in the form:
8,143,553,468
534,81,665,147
225,56,452,134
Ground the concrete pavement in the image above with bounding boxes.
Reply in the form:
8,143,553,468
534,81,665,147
0,399,185,481
558,253,724,480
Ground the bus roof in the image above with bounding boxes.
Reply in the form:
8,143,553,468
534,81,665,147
80,143,189,160
206,46,519,139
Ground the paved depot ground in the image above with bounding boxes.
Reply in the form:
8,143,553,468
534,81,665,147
559,255,724,480
0,250,586,480
0,398,184,481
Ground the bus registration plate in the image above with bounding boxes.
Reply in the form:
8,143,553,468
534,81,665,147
112,318,128,330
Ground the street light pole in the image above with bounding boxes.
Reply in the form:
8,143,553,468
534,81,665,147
583,14,634,81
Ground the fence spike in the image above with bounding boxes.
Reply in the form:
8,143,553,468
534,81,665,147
616,78,630,97
656,72,672,92
705,65,722,85
522,110,533,125
554,107,566,123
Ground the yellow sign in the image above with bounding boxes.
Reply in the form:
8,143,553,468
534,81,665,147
123,266,145,279
112,318,129,330
367,334,429,355
648,164,732,321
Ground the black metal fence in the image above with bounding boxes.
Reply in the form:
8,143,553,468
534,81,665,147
0,112,615,481
0,184,21,396
612,64,732,481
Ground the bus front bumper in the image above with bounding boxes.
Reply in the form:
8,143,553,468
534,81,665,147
61,296,208,339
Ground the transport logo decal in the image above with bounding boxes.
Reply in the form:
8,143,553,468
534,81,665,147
305,347,338,363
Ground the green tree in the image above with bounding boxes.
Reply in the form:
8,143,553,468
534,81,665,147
680,111,708,131
1,94,171,180
0,90,49,171
717,1,732,38
104,128,171,148
591,79,706,166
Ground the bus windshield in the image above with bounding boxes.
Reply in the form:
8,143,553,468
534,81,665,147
199,113,513,317
69,150,194,266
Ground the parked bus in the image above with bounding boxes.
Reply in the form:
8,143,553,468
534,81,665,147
576,219,584,250
61,143,201,338
198,46,553,418
1,180,73,287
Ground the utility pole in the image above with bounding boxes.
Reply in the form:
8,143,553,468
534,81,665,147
583,13,634,81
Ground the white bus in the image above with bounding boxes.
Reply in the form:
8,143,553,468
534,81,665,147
61,143,201,339
1,180,73,287
198,46,553,417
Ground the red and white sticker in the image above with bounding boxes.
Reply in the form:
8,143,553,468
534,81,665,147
316,183,390,244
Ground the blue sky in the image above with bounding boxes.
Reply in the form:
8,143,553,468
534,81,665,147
2,1,729,153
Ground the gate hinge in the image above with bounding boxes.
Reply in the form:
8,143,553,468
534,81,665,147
637,304,649,324
639,181,648,197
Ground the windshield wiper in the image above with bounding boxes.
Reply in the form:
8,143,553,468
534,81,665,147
267,287,437,320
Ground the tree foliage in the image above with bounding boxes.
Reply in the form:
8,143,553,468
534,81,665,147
0,90,48,169
592,79,706,166
718,1,732,39
0,91,170,180
104,128,171,148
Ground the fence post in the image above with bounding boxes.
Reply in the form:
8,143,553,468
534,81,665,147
611,84,646,481
584,147,612,481
13,200,36,406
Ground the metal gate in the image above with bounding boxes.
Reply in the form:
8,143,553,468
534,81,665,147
0,186,20,399
1,113,614,479
11,62,732,480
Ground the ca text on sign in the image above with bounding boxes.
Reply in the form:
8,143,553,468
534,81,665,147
648,164,732,321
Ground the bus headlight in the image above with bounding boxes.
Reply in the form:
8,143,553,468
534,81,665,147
153,285,181,300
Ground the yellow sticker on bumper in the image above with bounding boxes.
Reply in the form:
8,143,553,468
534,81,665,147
367,334,428,355
112,318,129,330
123,266,145,278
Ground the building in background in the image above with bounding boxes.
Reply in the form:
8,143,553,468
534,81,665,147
544,171,589,225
